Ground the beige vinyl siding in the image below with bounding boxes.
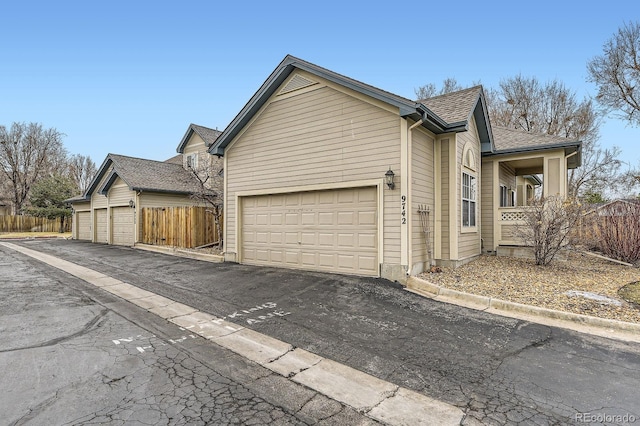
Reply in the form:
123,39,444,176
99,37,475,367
108,177,134,206
183,133,212,170
499,163,516,191
91,165,113,209
411,129,435,271
139,193,197,208
439,139,450,260
457,118,482,260
481,160,494,252
225,83,401,263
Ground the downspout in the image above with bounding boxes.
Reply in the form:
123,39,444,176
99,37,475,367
402,119,423,276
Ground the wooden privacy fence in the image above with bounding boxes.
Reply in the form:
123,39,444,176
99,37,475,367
140,206,221,248
0,215,71,233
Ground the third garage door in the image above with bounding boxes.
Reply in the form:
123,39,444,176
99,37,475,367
111,206,135,246
241,187,378,276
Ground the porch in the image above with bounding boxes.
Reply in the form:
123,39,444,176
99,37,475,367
482,147,580,252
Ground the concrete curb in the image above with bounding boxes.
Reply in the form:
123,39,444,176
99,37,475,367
406,276,640,343
1,241,464,426
134,244,224,263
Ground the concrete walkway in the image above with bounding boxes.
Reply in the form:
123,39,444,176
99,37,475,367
1,241,464,425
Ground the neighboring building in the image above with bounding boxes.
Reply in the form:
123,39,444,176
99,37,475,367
67,124,222,245
586,198,640,217
0,203,10,216
209,55,581,281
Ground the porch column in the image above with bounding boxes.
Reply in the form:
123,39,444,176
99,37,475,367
543,156,565,197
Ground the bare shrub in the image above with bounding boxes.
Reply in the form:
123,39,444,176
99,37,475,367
514,196,584,266
590,201,640,265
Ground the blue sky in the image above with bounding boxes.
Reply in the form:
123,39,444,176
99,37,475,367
2,1,639,170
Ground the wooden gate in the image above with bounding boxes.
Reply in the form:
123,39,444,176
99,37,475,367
140,206,220,248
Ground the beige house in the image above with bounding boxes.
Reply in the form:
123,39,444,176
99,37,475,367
209,55,581,282
68,123,222,245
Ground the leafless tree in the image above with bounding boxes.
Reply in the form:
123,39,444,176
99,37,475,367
414,77,464,100
587,21,640,126
0,122,67,214
187,154,224,246
68,154,97,194
486,76,621,197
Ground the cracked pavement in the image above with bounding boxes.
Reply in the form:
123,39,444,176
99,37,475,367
0,243,378,425
3,239,640,425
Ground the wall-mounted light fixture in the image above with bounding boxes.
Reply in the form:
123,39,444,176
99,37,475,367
128,199,136,209
385,168,395,190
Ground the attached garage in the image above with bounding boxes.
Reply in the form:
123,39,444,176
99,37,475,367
111,206,135,246
95,209,108,243
240,187,379,276
76,211,92,241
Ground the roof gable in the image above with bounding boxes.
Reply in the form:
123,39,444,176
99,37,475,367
209,55,493,156
85,153,202,197
177,123,222,154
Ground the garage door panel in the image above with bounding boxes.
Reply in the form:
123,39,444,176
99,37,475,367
318,192,334,204
301,252,316,266
112,207,134,246
301,212,315,225
256,214,268,225
285,252,299,264
241,187,378,276
95,209,108,243
337,211,354,225
358,233,376,249
337,254,355,269
318,212,334,224
359,211,376,225
77,212,92,241
271,213,283,225
337,233,356,247
358,255,377,271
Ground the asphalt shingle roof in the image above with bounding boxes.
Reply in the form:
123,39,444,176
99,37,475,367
191,124,222,147
491,126,580,153
419,86,483,125
107,154,201,194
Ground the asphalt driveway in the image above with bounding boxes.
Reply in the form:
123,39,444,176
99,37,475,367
8,239,640,425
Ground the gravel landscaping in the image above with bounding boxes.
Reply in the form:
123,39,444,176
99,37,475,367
418,251,640,324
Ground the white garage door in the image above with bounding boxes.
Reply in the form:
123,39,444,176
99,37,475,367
76,211,91,241
112,206,135,246
95,209,108,243
241,187,378,276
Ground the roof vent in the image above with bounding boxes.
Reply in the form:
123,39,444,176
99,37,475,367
279,74,316,95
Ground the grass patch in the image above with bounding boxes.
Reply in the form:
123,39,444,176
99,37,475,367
619,282,640,307
0,232,71,239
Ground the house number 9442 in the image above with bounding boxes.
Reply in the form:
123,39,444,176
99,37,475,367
401,195,407,224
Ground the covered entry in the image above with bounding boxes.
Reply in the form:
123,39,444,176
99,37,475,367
240,186,379,276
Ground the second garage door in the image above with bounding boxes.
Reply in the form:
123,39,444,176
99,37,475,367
112,206,135,246
241,187,378,276
95,209,108,243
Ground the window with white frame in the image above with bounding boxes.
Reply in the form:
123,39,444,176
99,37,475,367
186,153,198,169
462,172,477,227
